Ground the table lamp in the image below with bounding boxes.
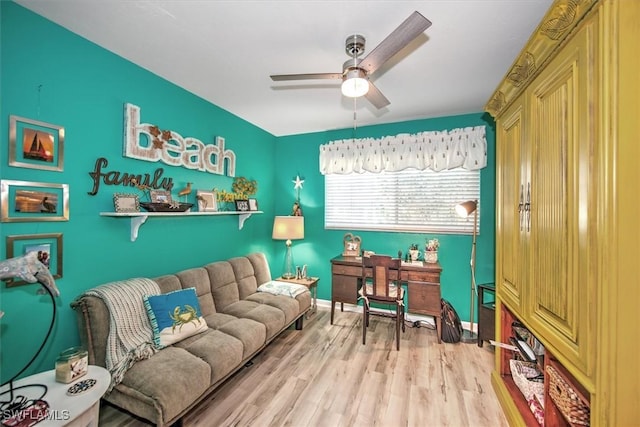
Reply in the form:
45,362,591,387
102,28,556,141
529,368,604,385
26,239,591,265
272,216,304,279
455,199,478,344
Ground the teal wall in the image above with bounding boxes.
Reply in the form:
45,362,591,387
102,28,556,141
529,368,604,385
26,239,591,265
276,113,496,314
0,1,495,382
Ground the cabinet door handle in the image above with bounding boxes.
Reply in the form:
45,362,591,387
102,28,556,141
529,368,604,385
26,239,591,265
518,184,524,231
524,182,531,232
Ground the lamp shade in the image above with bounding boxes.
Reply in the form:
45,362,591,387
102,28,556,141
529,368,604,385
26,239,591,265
455,200,478,218
341,69,369,98
272,216,304,240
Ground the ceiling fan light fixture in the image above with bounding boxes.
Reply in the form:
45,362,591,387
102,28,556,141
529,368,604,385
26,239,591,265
341,69,369,98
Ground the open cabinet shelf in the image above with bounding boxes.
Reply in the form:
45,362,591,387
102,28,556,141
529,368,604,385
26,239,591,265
100,211,262,241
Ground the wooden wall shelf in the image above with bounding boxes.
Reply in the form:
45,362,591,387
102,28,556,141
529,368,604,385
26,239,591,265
100,211,262,241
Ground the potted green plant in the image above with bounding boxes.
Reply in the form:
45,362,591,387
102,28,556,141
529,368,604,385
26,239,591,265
409,243,421,262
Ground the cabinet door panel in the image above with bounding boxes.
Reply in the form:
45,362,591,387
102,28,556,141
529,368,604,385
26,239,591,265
528,20,594,377
496,96,527,317
331,274,358,304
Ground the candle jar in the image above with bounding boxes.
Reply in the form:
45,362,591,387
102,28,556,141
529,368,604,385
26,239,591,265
55,346,88,383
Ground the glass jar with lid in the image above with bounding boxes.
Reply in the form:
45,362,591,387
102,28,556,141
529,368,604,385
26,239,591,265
55,346,88,383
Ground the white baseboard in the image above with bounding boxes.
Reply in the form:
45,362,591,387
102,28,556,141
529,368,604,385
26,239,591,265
315,298,474,331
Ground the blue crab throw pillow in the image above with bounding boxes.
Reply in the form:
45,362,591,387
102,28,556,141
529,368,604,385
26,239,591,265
144,287,208,348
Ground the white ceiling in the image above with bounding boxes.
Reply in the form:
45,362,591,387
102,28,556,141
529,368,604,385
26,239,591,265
16,0,553,137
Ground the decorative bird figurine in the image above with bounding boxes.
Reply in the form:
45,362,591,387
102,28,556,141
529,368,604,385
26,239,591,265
177,182,192,202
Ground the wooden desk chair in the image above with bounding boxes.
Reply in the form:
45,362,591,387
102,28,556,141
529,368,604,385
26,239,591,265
359,254,405,350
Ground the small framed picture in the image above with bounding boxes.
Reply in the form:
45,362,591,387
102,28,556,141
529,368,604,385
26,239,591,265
113,193,140,213
4,233,63,287
196,190,218,212
1,179,69,223
248,198,258,211
149,190,172,204
9,115,64,172
235,199,250,212
342,233,362,257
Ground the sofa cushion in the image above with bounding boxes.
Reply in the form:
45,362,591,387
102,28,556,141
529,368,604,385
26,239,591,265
205,261,240,311
173,329,244,383
117,346,211,424
175,267,216,316
221,300,285,340
246,292,301,325
217,318,267,358
228,256,260,299
144,288,208,348
203,313,267,358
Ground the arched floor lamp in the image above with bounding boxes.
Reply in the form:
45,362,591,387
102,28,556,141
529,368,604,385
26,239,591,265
455,200,478,344
0,253,59,420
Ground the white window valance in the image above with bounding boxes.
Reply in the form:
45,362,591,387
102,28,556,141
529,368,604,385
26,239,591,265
319,125,487,175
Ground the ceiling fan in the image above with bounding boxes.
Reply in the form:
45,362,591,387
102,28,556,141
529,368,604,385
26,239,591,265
270,11,432,109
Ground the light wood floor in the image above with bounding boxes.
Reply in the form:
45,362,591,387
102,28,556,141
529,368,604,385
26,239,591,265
99,307,508,426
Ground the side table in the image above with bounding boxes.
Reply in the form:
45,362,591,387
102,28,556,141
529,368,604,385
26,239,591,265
278,276,319,318
477,283,496,347
0,365,110,426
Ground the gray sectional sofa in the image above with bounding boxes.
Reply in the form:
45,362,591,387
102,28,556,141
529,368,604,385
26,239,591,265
71,252,311,426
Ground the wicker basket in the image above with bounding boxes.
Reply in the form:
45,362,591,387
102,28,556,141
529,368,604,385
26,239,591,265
509,359,544,404
546,364,590,426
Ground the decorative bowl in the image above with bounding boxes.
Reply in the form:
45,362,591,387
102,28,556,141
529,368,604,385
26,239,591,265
140,202,193,213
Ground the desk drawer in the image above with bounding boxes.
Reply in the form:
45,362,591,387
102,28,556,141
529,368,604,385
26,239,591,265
332,264,362,277
332,274,358,304
405,271,440,283
407,281,441,316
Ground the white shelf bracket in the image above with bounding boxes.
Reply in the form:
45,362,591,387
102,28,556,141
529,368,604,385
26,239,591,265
130,215,148,242
238,213,252,229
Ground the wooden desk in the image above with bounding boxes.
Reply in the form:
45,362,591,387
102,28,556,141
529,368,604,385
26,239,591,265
330,255,443,342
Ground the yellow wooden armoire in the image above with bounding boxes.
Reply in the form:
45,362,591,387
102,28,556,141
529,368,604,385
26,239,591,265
485,0,639,425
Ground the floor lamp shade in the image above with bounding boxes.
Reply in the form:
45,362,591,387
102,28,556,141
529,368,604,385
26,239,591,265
455,199,478,344
272,216,304,279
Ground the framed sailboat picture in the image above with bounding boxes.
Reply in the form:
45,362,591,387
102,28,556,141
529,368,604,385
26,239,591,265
9,115,65,172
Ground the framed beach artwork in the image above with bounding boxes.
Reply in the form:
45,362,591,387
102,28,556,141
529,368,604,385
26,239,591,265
9,115,65,172
0,180,69,222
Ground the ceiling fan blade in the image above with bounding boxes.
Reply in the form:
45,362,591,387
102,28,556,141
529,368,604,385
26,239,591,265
270,73,342,81
360,11,432,75
365,81,390,109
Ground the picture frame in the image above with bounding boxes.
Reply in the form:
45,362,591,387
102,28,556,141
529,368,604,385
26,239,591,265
248,198,258,211
234,199,250,212
196,190,218,212
4,233,63,287
113,193,140,213
1,179,69,223
342,233,362,257
9,115,64,172
149,189,172,204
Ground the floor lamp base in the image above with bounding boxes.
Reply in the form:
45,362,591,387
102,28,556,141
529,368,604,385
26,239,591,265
460,328,478,344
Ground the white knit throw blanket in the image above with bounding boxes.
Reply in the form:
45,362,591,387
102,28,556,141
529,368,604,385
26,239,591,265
84,278,160,392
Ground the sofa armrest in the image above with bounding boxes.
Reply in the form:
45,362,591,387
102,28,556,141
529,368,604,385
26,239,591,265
70,295,111,368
